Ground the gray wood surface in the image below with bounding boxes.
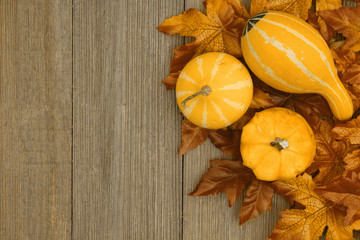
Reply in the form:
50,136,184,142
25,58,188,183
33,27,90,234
0,1,72,239
1,0,359,240
72,0,183,239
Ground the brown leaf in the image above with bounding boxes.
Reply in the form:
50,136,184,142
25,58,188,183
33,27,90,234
283,94,332,122
345,83,360,111
239,178,274,225
331,49,358,75
208,129,241,158
305,117,349,185
250,87,276,109
318,6,360,52
179,118,209,156
225,0,250,19
343,149,360,177
343,64,360,85
230,108,258,130
315,172,360,225
250,0,312,20
189,159,252,207
332,116,360,145
270,174,354,240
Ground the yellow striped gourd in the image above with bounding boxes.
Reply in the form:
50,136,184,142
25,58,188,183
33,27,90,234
176,52,253,129
241,11,353,121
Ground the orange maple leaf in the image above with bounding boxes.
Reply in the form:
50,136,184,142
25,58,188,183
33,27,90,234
316,172,360,226
343,149,360,177
270,174,354,240
318,6,360,52
332,116,360,145
250,0,312,20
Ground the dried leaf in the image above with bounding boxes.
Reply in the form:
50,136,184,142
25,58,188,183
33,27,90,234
331,49,359,75
305,117,349,185
285,94,332,121
239,178,274,225
345,83,360,111
189,159,252,207
158,0,245,57
250,0,312,20
342,64,360,85
179,118,209,156
316,172,360,226
318,6,360,52
230,108,258,130
208,129,241,158
225,0,250,19
270,174,354,240
332,116,360,145
250,87,276,109
343,149,360,177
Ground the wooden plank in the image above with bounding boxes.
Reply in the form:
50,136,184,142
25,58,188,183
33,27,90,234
182,1,290,239
72,0,184,239
0,1,72,239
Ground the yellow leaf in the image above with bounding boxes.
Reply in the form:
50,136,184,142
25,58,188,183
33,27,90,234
270,174,354,240
157,0,245,57
250,0,312,20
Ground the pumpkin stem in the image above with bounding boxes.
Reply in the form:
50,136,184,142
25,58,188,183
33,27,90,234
270,137,289,151
181,85,212,108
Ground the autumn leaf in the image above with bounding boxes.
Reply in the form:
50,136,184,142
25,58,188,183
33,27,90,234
189,159,252,207
158,0,245,57
305,117,349,185
230,108,257,130
343,149,360,177
250,0,312,20
162,42,200,90
250,87,276,109
315,0,341,42
179,118,209,156
270,174,354,240
332,116,360,145
239,178,274,225
318,6,360,52
208,129,241,158
343,64,360,85
225,0,250,19
316,172,360,226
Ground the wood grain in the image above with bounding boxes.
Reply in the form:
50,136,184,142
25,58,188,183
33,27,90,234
0,1,72,239
72,0,184,239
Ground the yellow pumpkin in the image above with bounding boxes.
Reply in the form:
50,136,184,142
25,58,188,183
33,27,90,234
240,107,316,181
176,52,253,129
241,11,353,121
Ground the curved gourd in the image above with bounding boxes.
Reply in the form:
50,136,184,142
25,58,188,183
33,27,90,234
241,108,316,181
241,11,353,121
176,52,253,129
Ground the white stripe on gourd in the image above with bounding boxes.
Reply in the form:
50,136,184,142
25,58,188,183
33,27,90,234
176,90,196,98
183,98,199,118
179,72,199,86
211,100,231,126
196,57,204,78
222,98,246,111
201,102,208,128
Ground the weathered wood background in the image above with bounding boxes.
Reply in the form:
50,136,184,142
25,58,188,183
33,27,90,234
0,0,358,239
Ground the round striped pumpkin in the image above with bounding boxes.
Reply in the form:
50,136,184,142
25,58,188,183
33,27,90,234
241,11,353,121
176,52,253,129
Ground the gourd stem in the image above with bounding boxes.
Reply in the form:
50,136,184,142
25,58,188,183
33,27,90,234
270,137,289,151
181,85,212,108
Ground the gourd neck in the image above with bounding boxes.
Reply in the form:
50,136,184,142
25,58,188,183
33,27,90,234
181,85,212,108
270,137,289,151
